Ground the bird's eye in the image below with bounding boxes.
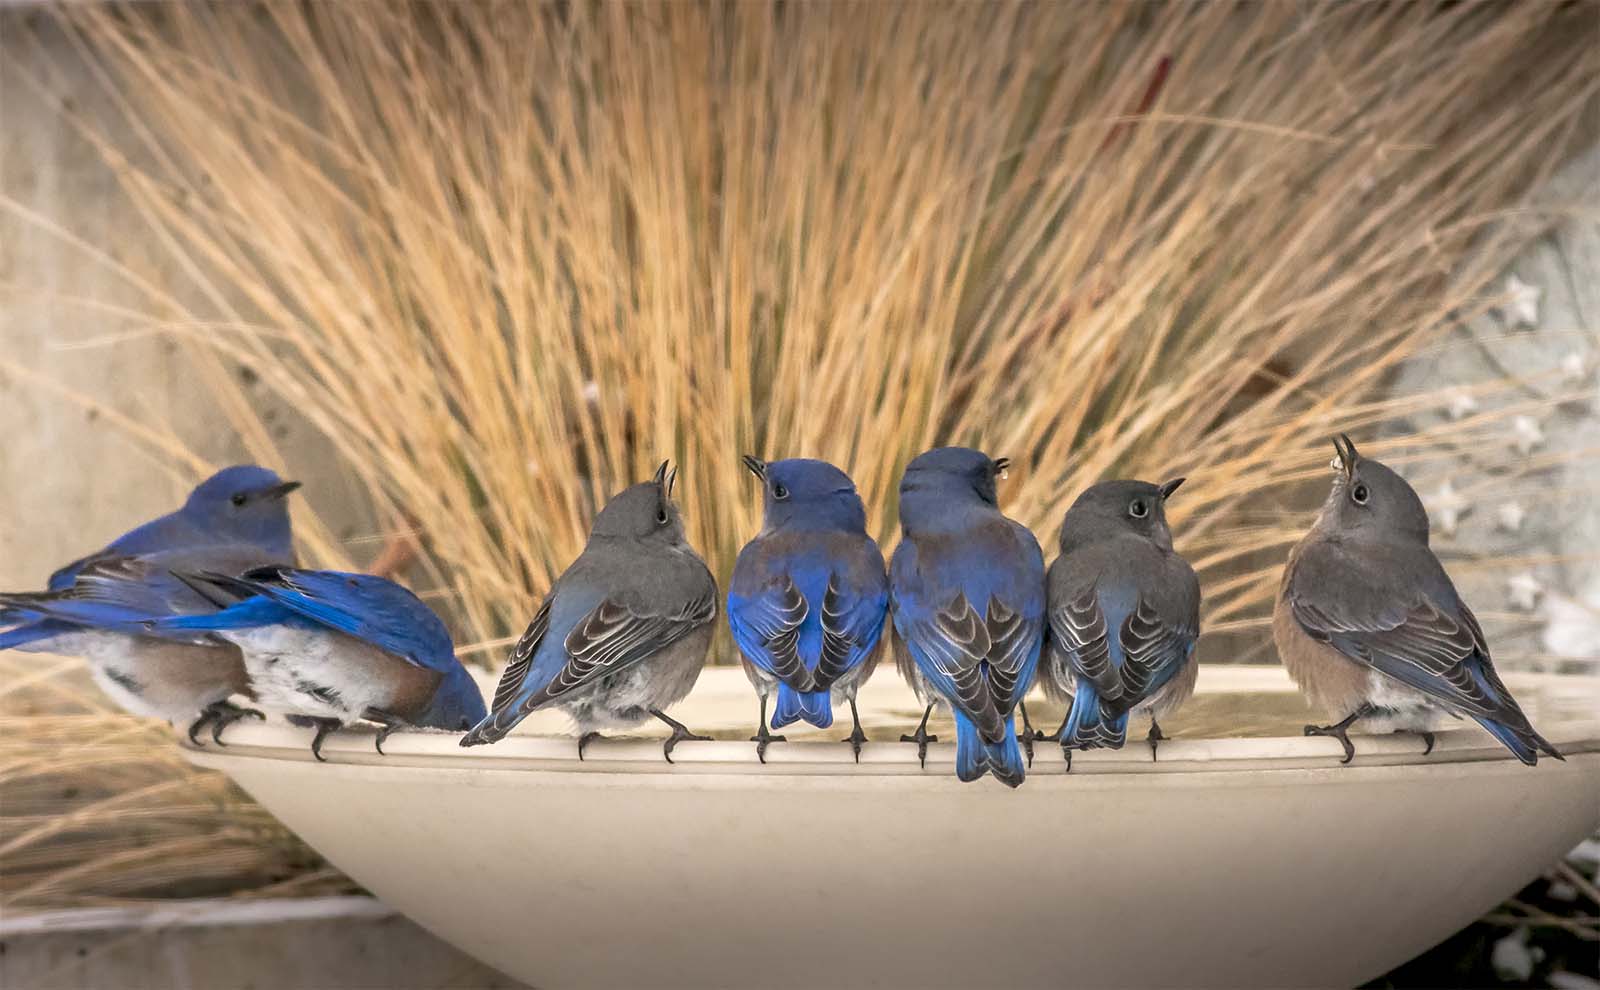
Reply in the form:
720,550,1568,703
656,508,668,524
773,484,789,500
230,493,248,507
1351,483,1370,505
1129,498,1148,519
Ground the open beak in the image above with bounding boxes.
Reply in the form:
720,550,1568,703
653,460,670,489
741,455,766,481
264,481,302,500
1332,433,1360,478
1158,477,1185,500
992,456,1011,480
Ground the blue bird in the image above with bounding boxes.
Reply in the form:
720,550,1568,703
0,544,287,741
461,462,718,762
728,456,889,762
150,566,487,760
1274,434,1561,765
2,466,297,624
1041,478,1200,766
889,447,1045,788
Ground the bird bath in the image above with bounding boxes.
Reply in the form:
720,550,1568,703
185,665,1600,989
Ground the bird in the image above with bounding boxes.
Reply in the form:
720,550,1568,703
0,464,298,629
0,544,287,742
1041,478,1200,766
889,447,1045,787
1273,433,1562,766
150,566,487,760
461,461,718,762
728,456,889,762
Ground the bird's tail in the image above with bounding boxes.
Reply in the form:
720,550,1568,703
771,683,832,730
954,711,1025,788
1061,682,1129,750
1464,659,1564,766
1476,716,1564,766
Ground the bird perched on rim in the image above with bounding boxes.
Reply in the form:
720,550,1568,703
0,465,298,630
728,456,889,762
0,544,288,742
149,566,486,760
0,466,299,739
1041,478,1200,766
1274,434,1562,766
890,447,1045,787
461,461,717,762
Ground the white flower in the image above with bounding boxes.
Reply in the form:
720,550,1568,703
1506,572,1542,612
1426,479,1469,536
1445,389,1480,421
1511,415,1545,455
1495,502,1526,533
1502,274,1541,329
1560,351,1590,385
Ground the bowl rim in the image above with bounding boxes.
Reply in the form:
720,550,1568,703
182,665,1600,776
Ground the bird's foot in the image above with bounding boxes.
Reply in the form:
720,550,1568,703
1018,727,1036,768
842,723,868,763
1147,719,1167,762
1059,745,1074,773
1304,721,1357,764
749,724,787,764
286,715,344,762
899,726,938,768
189,701,264,746
577,731,606,761
1393,728,1436,756
651,708,709,764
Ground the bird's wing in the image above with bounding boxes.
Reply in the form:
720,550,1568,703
1113,595,1196,715
225,567,458,672
1049,582,1117,702
1287,542,1505,719
898,590,1004,742
514,588,717,711
814,573,889,690
727,575,813,690
488,596,552,715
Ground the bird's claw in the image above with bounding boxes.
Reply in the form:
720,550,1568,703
1146,719,1166,762
1305,722,1357,764
842,724,868,763
662,724,711,764
749,726,787,764
899,729,937,768
1018,729,1035,768
577,731,605,761
1392,728,1436,756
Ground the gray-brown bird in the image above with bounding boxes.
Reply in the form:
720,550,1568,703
1274,434,1561,765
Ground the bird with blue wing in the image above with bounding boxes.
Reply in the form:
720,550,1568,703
0,543,286,741
729,456,889,762
149,567,486,760
1274,434,1561,765
890,447,1045,788
461,461,718,762
1,465,298,631
1041,478,1201,766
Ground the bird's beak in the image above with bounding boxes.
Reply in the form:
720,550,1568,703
1158,477,1185,500
741,455,766,481
653,460,670,490
992,456,1011,480
1333,434,1360,478
264,481,302,500
666,466,677,499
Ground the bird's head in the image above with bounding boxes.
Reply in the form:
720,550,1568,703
590,460,688,546
741,456,866,533
1057,477,1184,555
1318,434,1430,544
899,447,1008,509
183,465,299,556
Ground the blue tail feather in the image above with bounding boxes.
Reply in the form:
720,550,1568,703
772,683,832,729
954,712,1025,788
1063,683,1129,750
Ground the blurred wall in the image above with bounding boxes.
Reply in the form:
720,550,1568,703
0,12,374,588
